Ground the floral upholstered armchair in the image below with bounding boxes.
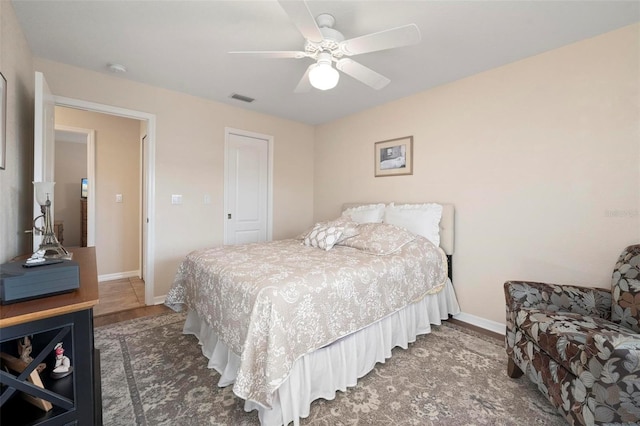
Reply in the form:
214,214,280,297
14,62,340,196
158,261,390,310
504,245,640,425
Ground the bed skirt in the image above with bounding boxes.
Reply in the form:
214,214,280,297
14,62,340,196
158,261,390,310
183,278,461,426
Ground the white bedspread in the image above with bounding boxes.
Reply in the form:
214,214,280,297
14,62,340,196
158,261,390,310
165,236,447,408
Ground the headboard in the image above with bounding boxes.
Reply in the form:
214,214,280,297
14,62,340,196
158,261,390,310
341,202,455,255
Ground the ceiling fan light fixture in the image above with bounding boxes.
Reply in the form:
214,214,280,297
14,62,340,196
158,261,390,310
309,59,339,90
233,1,421,92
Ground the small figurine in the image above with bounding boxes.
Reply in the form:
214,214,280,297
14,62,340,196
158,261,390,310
51,342,73,379
17,336,46,373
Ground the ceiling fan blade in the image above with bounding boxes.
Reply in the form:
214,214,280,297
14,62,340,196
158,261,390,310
294,65,314,93
278,0,324,43
229,51,307,59
340,24,421,56
336,58,390,90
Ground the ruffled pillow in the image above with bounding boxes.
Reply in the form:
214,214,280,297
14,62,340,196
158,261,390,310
303,222,345,250
338,223,416,255
341,203,385,224
384,202,442,247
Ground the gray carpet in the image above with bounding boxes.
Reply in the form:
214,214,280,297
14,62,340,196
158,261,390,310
95,312,565,425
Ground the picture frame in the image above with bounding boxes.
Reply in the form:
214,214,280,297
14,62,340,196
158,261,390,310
374,136,413,177
0,72,6,170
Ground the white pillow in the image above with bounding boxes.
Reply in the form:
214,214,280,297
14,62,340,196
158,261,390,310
341,203,385,224
384,202,443,247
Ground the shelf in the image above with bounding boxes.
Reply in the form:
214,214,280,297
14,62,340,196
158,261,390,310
0,394,71,426
0,317,80,425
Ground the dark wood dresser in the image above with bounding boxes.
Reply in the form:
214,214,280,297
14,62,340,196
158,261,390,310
0,247,102,425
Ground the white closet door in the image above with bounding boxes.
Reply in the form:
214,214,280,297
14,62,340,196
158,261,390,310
225,131,269,245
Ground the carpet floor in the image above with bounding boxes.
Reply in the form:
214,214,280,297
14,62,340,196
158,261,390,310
95,311,565,425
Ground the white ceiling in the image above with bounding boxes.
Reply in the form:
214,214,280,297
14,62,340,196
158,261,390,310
12,0,640,125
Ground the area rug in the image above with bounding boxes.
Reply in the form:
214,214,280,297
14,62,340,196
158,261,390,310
95,312,565,425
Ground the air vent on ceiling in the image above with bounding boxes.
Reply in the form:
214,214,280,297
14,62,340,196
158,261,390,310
230,93,255,103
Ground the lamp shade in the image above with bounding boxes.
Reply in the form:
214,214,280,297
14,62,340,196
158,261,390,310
309,62,339,91
34,181,55,205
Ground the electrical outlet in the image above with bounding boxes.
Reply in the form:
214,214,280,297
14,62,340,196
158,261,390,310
116,194,123,203
171,194,182,205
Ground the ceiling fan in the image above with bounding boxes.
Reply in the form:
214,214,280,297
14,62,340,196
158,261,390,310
230,0,422,92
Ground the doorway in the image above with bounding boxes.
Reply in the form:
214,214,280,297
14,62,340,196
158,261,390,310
33,72,156,308
53,125,95,248
54,96,156,306
55,107,142,279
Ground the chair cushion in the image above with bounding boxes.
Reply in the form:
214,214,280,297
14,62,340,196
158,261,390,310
515,308,632,375
611,245,640,333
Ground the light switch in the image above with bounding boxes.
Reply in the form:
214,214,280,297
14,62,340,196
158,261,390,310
203,194,212,205
116,194,123,203
171,194,182,205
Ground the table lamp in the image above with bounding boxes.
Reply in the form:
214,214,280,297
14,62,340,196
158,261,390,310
31,181,71,260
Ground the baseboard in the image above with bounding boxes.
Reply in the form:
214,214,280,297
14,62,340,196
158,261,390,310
153,295,166,305
98,270,141,282
453,312,506,335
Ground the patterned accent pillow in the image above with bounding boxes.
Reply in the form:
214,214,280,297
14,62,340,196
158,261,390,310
303,223,345,251
611,244,640,333
297,219,359,242
338,223,416,255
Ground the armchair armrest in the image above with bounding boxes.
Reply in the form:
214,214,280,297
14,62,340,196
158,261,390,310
587,329,640,362
504,280,612,323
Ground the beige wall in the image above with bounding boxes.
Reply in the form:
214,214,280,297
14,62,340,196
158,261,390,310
54,139,87,247
55,107,141,276
314,24,640,325
34,58,316,297
0,1,35,262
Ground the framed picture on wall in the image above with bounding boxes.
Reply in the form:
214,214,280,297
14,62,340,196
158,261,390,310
0,72,6,170
374,136,413,177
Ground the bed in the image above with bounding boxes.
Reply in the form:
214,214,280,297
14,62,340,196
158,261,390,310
165,202,460,425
